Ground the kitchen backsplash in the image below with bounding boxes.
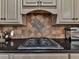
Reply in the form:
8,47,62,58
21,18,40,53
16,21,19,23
0,13,65,39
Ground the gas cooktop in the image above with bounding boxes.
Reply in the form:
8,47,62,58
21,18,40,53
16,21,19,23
18,38,64,49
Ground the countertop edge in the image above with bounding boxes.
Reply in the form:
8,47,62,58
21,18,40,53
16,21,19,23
0,50,79,53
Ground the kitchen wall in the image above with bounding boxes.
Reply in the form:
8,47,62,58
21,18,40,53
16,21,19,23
0,11,65,39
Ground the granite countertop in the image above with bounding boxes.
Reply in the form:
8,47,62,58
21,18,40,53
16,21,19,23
0,49,79,53
0,38,77,53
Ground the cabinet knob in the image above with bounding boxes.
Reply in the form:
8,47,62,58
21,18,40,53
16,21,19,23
39,1,42,4
72,18,75,20
0,18,6,20
37,1,39,4
76,18,78,20
4,18,6,20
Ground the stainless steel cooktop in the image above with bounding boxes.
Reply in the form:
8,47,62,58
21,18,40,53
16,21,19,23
18,38,64,49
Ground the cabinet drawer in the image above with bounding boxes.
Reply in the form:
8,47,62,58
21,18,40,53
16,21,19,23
41,0,57,6
23,0,57,6
0,54,9,59
71,54,79,59
23,0,38,6
13,54,68,59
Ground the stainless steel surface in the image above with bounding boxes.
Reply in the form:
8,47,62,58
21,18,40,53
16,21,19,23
71,41,79,49
18,38,64,49
71,27,79,39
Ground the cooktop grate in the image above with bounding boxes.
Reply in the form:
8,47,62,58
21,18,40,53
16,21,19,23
18,38,64,49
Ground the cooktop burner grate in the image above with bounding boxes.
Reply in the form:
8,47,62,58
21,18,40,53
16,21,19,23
18,38,64,49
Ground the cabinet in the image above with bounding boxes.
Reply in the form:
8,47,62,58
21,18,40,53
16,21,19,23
0,54,9,59
41,0,56,6
23,0,38,6
2,53,79,59
0,0,22,24
75,0,79,23
11,54,68,59
57,0,79,24
71,54,79,59
22,0,57,14
23,0,56,7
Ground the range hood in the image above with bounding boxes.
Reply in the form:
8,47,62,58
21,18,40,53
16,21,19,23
18,38,64,49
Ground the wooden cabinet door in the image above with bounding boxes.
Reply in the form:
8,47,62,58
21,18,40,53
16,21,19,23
0,54,9,59
0,0,1,20
75,0,79,23
41,0,56,6
5,0,19,23
71,54,79,59
57,0,75,24
13,54,68,59
0,0,6,21
23,0,38,6
0,0,22,24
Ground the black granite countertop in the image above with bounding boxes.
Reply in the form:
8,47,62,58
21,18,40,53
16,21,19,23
0,38,76,53
0,49,79,53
